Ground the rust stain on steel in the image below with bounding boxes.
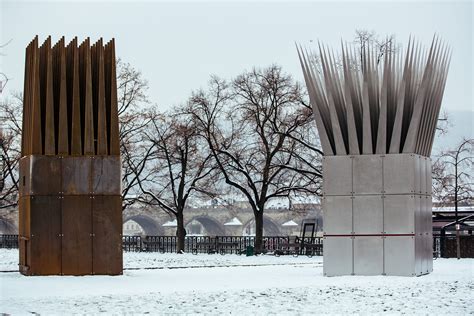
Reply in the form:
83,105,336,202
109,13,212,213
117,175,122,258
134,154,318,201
61,196,92,275
61,156,91,195
92,196,123,275
19,36,122,276
29,196,62,275
92,156,121,195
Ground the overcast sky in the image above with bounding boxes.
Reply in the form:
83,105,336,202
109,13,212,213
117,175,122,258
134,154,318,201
1,0,472,115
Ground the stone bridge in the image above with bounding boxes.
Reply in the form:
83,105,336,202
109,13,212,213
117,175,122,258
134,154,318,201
0,207,17,234
123,203,322,236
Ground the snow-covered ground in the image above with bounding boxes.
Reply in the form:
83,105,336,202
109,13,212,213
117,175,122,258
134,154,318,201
1,249,473,315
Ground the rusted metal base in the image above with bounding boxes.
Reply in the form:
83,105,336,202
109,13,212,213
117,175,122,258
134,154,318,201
18,155,122,276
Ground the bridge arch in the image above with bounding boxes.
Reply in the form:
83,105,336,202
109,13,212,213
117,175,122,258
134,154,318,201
185,215,225,236
242,216,281,236
0,217,17,234
123,214,163,236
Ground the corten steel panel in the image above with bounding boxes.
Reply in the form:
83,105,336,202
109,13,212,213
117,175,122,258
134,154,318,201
18,196,30,270
61,196,93,275
353,195,383,234
382,154,416,195
92,196,122,275
353,155,383,194
28,196,62,275
383,195,415,234
62,156,92,195
92,156,121,195
322,156,352,196
323,196,352,235
323,237,353,276
384,236,415,276
18,156,31,197
18,197,31,239
353,237,383,275
19,155,62,196
29,156,62,195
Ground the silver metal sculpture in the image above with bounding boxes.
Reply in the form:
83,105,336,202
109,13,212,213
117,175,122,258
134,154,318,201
297,36,451,276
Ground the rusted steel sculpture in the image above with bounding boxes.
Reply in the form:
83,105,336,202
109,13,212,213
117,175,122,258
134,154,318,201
19,36,122,276
297,36,451,276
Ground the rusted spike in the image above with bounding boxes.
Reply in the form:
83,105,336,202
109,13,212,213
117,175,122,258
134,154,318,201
96,39,108,155
58,37,69,155
69,37,82,155
31,37,42,155
44,36,56,155
82,38,94,155
108,39,120,155
21,43,31,156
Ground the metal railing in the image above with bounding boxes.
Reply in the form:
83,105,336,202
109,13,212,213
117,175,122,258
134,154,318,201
0,234,19,249
4,234,473,257
433,234,474,258
122,235,298,254
1,234,324,254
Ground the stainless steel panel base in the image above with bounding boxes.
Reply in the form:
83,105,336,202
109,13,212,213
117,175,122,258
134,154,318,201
323,154,432,277
323,237,353,276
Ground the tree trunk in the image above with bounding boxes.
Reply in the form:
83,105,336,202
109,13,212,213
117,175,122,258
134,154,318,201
455,161,460,260
254,211,264,254
176,211,186,254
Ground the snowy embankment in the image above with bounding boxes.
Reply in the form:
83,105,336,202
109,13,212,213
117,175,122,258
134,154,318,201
0,249,473,315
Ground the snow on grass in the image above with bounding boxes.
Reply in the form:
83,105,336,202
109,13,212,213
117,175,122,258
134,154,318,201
0,249,473,315
0,249,321,271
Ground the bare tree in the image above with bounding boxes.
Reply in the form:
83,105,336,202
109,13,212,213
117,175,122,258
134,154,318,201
188,66,323,252
0,39,13,94
116,60,154,210
432,138,474,259
0,93,22,209
134,108,217,253
353,29,397,65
